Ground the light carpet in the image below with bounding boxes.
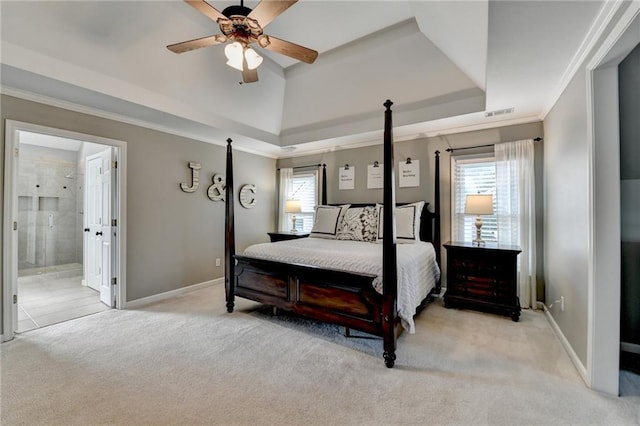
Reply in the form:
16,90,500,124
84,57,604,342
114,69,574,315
1,283,638,425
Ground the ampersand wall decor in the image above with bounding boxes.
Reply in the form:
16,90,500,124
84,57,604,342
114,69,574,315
207,174,226,201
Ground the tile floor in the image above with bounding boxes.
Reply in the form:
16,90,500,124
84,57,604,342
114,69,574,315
17,263,110,332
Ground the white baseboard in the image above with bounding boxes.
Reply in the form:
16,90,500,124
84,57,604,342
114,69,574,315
621,342,640,354
81,279,87,287
125,278,224,309
537,302,589,385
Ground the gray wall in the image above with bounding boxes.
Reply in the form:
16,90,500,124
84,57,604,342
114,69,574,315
543,68,591,365
541,6,636,366
277,121,544,289
619,41,640,346
1,95,276,331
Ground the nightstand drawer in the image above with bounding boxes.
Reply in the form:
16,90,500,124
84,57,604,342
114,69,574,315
451,257,514,278
448,279,514,300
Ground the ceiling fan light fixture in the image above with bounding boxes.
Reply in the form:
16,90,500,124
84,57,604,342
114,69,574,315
170,0,318,82
244,47,263,70
224,41,244,71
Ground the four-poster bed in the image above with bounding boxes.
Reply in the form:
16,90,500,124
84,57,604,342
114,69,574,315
224,100,441,367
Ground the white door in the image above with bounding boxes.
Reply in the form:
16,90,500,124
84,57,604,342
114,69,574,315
99,148,116,307
84,148,116,307
85,153,102,291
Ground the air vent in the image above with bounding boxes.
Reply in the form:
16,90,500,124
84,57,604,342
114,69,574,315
485,107,515,118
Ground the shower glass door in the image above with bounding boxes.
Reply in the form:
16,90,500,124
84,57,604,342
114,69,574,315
17,143,82,277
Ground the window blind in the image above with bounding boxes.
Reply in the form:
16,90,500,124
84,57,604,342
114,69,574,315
451,155,498,242
291,171,317,233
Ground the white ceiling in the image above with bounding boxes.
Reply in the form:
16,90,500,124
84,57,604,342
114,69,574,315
19,131,83,152
0,1,607,158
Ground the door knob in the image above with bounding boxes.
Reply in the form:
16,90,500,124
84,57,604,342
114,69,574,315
96,231,103,236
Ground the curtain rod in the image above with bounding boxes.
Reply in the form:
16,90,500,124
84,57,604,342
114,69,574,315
277,163,325,171
445,137,543,153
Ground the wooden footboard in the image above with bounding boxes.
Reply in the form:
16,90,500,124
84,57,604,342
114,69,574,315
234,255,386,336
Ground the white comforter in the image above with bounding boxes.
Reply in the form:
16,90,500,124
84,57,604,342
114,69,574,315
243,238,440,333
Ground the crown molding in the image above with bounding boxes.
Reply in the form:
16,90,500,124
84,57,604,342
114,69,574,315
0,86,279,159
278,114,542,160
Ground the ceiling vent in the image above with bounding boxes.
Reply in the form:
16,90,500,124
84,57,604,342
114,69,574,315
485,107,515,118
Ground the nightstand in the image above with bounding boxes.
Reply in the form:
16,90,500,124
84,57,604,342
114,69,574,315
443,241,522,321
267,232,310,242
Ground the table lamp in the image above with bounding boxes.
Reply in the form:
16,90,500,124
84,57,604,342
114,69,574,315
465,194,494,245
285,199,302,234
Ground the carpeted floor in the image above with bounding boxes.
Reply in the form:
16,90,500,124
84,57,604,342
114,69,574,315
2,283,639,425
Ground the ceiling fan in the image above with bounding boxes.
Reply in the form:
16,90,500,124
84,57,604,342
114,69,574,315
167,0,318,83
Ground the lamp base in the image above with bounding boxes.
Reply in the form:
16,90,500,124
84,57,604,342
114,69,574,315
473,215,485,246
291,215,297,234
472,238,486,246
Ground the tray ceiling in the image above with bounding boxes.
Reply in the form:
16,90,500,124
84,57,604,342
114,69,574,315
0,1,606,157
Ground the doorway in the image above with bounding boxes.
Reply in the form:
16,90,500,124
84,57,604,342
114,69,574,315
3,121,127,341
586,2,640,396
618,41,640,394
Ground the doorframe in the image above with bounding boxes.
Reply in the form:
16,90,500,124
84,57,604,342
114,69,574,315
585,2,640,395
2,120,127,342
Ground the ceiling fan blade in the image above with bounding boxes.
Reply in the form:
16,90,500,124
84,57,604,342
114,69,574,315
258,35,318,64
242,57,259,83
167,34,227,53
185,0,226,23
248,0,297,28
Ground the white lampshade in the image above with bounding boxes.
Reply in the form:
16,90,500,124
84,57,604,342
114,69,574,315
224,43,263,72
244,47,263,70
224,42,244,71
465,194,494,215
285,199,302,213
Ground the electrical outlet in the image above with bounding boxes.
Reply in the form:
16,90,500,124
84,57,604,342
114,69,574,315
561,296,565,312
216,258,221,267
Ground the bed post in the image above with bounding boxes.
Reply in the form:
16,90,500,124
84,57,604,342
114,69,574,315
321,163,327,205
225,138,235,313
433,150,442,294
381,100,398,368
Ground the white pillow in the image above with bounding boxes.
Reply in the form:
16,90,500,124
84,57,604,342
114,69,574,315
310,205,350,239
377,201,425,243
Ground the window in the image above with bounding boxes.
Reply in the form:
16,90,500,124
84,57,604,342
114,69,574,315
290,171,318,233
451,154,497,243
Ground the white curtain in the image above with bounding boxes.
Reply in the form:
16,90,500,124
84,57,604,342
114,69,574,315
495,139,537,308
278,168,294,232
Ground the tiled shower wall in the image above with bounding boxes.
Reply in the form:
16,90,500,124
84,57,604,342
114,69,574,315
18,144,81,271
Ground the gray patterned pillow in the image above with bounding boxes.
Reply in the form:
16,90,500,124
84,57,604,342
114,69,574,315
336,206,378,242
